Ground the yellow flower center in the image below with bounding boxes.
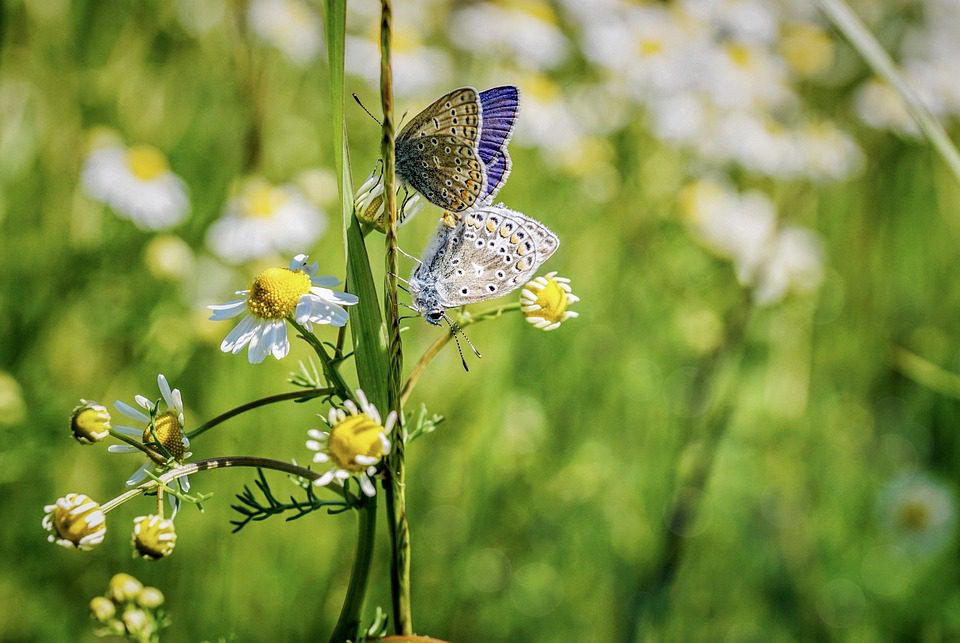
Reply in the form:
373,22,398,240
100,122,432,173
528,279,569,323
126,145,169,181
780,23,833,77
142,411,186,460
726,43,753,69
897,500,931,532
246,268,311,320
328,414,386,471
245,183,288,218
525,74,560,102
638,38,665,57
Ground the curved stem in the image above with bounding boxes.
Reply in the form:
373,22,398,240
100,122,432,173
329,498,378,643
108,429,166,465
187,387,334,440
100,456,358,513
289,318,352,398
400,303,521,405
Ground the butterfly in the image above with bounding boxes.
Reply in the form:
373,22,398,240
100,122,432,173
409,204,559,325
396,86,519,213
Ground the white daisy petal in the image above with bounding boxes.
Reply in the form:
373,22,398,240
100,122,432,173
157,374,174,409
222,315,259,353
359,474,377,497
314,470,335,487
108,445,139,454
115,401,150,424
208,299,248,320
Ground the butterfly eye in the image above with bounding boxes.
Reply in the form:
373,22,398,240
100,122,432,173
427,311,443,324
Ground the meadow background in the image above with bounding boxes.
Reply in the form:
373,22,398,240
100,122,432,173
3,0,960,640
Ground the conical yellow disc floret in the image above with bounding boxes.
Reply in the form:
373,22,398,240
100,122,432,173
246,268,312,320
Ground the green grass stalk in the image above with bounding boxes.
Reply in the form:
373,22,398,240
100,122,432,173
378,0,413,633
817,0,960,183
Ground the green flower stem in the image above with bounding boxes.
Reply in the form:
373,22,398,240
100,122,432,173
378,0,413,634
186,387,334,440
329,498,377,643
817,0,960,183
892,345,960,399
100,456,358,513
289,318,352,398
400,303,522,406
108,429,165,465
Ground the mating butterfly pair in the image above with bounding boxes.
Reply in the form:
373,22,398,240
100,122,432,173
395,86,560,326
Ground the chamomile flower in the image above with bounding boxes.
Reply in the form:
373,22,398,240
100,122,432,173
880,473,955,555
306,389,397,497
81,142,189,230
69,399,111,444
131,514,177,560
42,493,107,551
449,0,569,71
521,272,580,331
109,374,192,514
209,254,358,364
248,0,322,66
205,177,328,265
354,163,424,230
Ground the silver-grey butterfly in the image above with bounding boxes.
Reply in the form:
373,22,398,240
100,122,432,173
410,205,560,324
395,87,487,213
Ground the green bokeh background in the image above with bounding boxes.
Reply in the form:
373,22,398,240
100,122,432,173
3,1,960,641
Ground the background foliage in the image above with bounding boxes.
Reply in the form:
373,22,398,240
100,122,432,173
3,0,960,640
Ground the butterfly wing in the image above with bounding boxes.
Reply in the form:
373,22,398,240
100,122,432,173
477,86,519,202
430,205,559,307
396,87,486,212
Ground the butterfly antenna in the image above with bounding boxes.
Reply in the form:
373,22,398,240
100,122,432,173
445,314,482,359
443,316,470,372
352,93,382,126
396,247,423,266
387,271,411,287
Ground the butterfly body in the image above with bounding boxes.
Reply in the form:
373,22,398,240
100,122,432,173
410,205,559,324
396,86,519,212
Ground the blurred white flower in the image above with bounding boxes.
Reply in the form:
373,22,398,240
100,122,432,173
796,122,864,182
513,75,584,154
345,30,452,98
206,177,327,265
681,179,777,284
880,473,955,556
752,227,824,305
680,0,779,45
248,0,322,66
81,143,189,230
680,179,825,305
144,234,195,282
449,1,568,71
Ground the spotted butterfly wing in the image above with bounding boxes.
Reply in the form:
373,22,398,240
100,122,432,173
419,205,559,308
477,86,519,202
396,87,486,212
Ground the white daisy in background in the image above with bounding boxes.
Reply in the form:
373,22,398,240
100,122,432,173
680,179,778,283
209,254,358,364
248,0,322,66
109,374,192,513
306,389,397,497
796,121,864,182
680,179,825,305
853,78,919,136
345,29,452,98
752,227,824,306
521,272,580,331
680,0,779,45
81,141,189,230
449,0,569,71
205,177,327,265
880,473,956,556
